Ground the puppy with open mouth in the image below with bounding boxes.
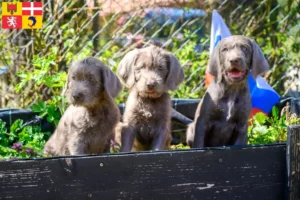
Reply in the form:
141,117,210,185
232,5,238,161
187,35,269,148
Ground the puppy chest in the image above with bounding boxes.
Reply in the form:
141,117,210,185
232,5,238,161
70,122,112,140
131,105,169,122
132,110,169,144
134,117,165,136
135,123,167,146
216,99,249,122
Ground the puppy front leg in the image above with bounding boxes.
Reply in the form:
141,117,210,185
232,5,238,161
193,117,207,148
120,124,135,152
233,124,248,146
152,127,169,151
186,122,195,147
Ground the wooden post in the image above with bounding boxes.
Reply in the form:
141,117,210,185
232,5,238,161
0,67,8,107
287,125,300,200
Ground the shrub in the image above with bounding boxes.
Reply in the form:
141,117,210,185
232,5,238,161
0,119,51,159
248,107,300,145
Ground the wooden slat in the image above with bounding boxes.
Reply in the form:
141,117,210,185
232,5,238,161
0,145,286,200
287,125,300,200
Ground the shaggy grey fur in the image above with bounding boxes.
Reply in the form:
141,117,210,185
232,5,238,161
115,46,184,152
44,57,122,155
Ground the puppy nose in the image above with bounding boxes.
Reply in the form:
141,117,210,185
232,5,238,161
146,80,156,89
230,58,241,64
72,93,82,100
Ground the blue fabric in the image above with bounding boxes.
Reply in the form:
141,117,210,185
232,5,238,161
214,35,222,48
248,75,280,113
250,86,280,113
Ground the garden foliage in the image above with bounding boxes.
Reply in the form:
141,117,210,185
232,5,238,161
0,0,299,158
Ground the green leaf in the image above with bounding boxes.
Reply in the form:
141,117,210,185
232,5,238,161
0,120,7,134
253,113,268,125
272,106,279,121
253,125,268,135
30,101,47,114
10,119,23,133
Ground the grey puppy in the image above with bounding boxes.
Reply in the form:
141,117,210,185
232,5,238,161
44,57,122,155
115,46,184,152
187,35,269,148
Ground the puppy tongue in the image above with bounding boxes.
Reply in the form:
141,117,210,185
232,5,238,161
229,70,243,78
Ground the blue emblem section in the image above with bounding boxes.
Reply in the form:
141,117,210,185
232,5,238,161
214,35,222,47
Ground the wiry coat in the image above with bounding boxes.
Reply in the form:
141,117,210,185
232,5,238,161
115,46,184,152
44,57,122,155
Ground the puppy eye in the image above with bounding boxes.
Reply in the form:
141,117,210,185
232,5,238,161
72,76,75,80
222,48,228,52
158,66,164,71
88,75,94,81
241,46,247,51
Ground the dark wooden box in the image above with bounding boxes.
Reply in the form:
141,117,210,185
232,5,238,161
0,125,299,200
0,99,299,200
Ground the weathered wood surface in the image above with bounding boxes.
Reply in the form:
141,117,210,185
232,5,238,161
0,145,286,200
287,125,300,200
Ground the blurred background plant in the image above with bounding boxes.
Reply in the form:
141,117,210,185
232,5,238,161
0,0,299,157
1,0,298,109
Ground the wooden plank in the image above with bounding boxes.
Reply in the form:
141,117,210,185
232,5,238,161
287,125,300,200
0,145,286,200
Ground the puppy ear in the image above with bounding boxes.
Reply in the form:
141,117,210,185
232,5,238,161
166,53,184,91
103,67,122,98
117,49,139,88
250,39,269,78
207,42,222,83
